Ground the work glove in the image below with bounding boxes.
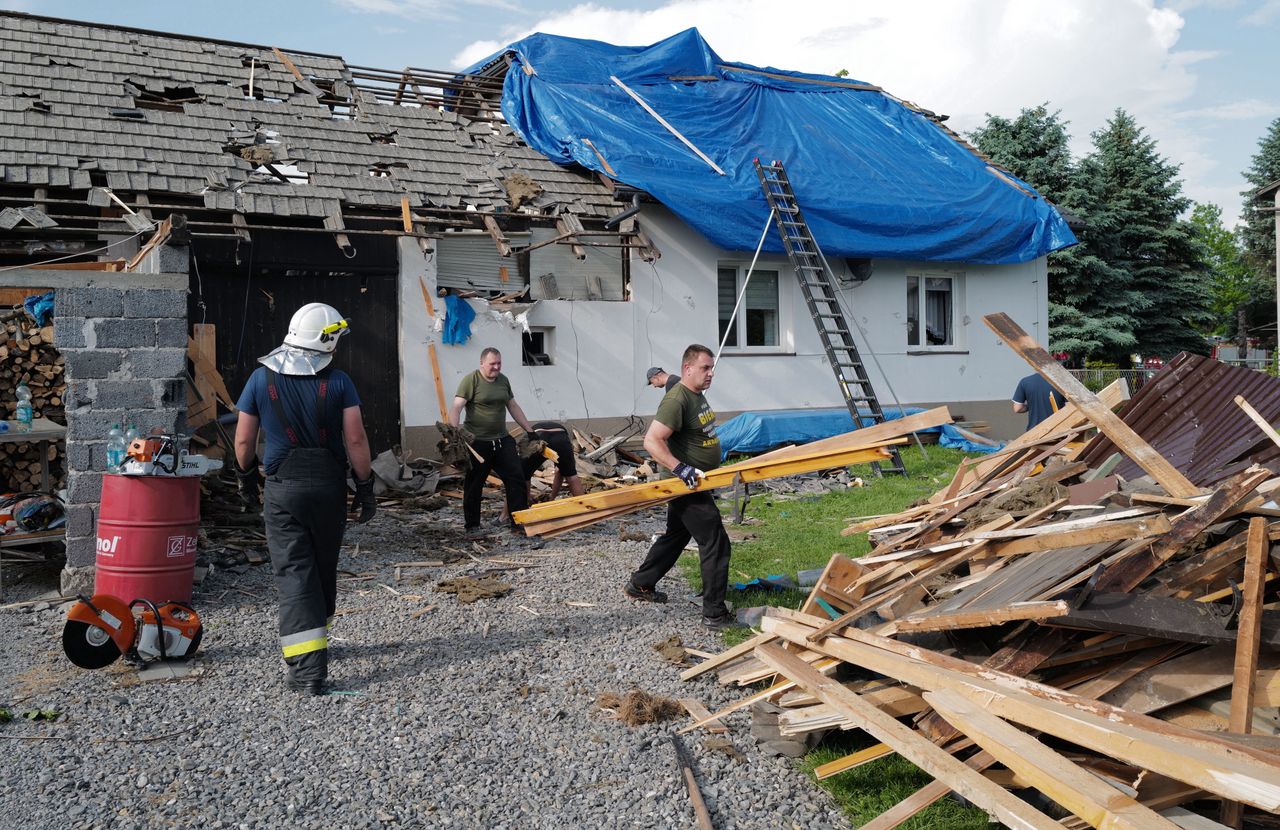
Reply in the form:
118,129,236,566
352,474,377,524
672,462,704,491
236,463,261,509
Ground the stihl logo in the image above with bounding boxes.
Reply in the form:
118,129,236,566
96,535,121,557
166,535,197,558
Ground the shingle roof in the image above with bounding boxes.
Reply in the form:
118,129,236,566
0,11,616,221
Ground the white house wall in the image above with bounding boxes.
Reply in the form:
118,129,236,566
397,208,1048,451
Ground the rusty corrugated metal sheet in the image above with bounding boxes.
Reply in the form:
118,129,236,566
1077,353,1280,486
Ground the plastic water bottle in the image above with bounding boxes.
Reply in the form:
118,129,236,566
106,424,127,473
15,384,32,432
125,424,139,445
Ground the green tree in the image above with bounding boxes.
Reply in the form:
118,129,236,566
969,103,1074,198
1055,110,1210,361
1190,202,1254,348
1240,117,1280,330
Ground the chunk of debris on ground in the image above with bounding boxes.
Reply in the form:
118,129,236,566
435,575,512,603
652,635,687,665
596,689,683,726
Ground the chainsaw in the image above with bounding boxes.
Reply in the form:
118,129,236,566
122,434,223,477
62,594,203,669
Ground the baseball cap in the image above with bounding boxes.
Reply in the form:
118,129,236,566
645,366,664,381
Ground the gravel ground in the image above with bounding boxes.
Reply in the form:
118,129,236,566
0,501,848,830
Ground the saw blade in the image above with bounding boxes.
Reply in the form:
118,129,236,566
62,619,123,669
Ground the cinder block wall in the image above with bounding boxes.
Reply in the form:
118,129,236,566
12,247,191,593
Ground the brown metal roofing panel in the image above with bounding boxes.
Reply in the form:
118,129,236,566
1076,352,1280,486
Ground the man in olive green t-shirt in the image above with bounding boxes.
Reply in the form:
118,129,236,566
625,344,734,629
448,347,538,541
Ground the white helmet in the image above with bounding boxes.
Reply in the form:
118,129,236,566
283,303,349,353
258,303,349,375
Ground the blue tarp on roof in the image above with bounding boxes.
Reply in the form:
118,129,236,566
471,29,1076,265
716,407,1003,458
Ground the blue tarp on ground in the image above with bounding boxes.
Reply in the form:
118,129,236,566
470,29,1075,265
716,407,1003,459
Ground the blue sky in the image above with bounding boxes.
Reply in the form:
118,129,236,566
2,0,1276,225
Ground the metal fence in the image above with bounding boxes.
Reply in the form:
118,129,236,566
1067,361,1272,394
1065,368,1158,393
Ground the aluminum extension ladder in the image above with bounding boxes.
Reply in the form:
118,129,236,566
754,158,907,475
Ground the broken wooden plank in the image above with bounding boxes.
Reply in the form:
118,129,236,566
987,513,1170,557
753,643,1063,830
765,615,1280,811
679,698,728,734
924,688,1183,830
893,600,1071,634
983,313,1198,498
1222,517,1270,828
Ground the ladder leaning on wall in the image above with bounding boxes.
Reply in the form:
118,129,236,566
754,158,907,475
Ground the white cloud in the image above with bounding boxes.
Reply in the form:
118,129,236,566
333,0,516,20
1242,0,1280,23
454,0,1258,219
1176,98,1280,120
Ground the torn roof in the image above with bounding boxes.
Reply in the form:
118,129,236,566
477,29,1077,264
0,11,616,222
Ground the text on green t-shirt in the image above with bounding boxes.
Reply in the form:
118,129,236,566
654,384,721,471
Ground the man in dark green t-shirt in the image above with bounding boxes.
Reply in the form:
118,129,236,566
625,344,734,629
448,347,538,541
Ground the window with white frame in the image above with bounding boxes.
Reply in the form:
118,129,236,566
718,266,780,349
906,273,961,348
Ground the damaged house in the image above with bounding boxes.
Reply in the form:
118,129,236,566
0,13,1075,469
1,12,1075,447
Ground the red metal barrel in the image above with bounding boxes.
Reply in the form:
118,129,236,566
94,475,200,603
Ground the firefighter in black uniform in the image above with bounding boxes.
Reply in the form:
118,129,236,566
234,302,376,696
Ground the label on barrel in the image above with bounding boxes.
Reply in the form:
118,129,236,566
97,535,121,557
166,535,197,558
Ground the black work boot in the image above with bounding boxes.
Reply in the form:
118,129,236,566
285,674,329,697
623,580,668,603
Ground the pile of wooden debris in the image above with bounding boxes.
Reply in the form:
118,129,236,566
678,315,1280,829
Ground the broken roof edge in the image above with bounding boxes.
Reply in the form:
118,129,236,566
0,9,345,64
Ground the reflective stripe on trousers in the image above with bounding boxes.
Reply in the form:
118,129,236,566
280,626,328,658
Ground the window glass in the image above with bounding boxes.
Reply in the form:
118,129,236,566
924,277,952,345
717,268,738,348
744,270,779,346
906,276,920,346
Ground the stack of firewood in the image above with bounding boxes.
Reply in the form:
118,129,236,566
1,311,65,492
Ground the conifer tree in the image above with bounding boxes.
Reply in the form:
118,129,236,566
1056,110,1210,361
1240,117,1280,327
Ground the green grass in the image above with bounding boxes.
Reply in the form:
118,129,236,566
678,444,991,828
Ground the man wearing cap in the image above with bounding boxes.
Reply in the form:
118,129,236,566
234,302,376,697
626,344,734,630
646,366,680,393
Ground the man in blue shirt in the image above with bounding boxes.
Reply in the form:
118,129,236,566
1012,373,1067,431
234,302,375,696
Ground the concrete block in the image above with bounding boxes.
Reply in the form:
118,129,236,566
95,318,155,348
65,380,94,410
60,562,96,590
63,349,125,379
66,409,130,441
158,378,185,407
67,471,103,504
126,347,187,378
132,407,184,435
53,316,87,348
64,439,105,472
57,286,123,318
93,379,158,409
123,288,187,319
65,504,96,537
155,318,188,348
